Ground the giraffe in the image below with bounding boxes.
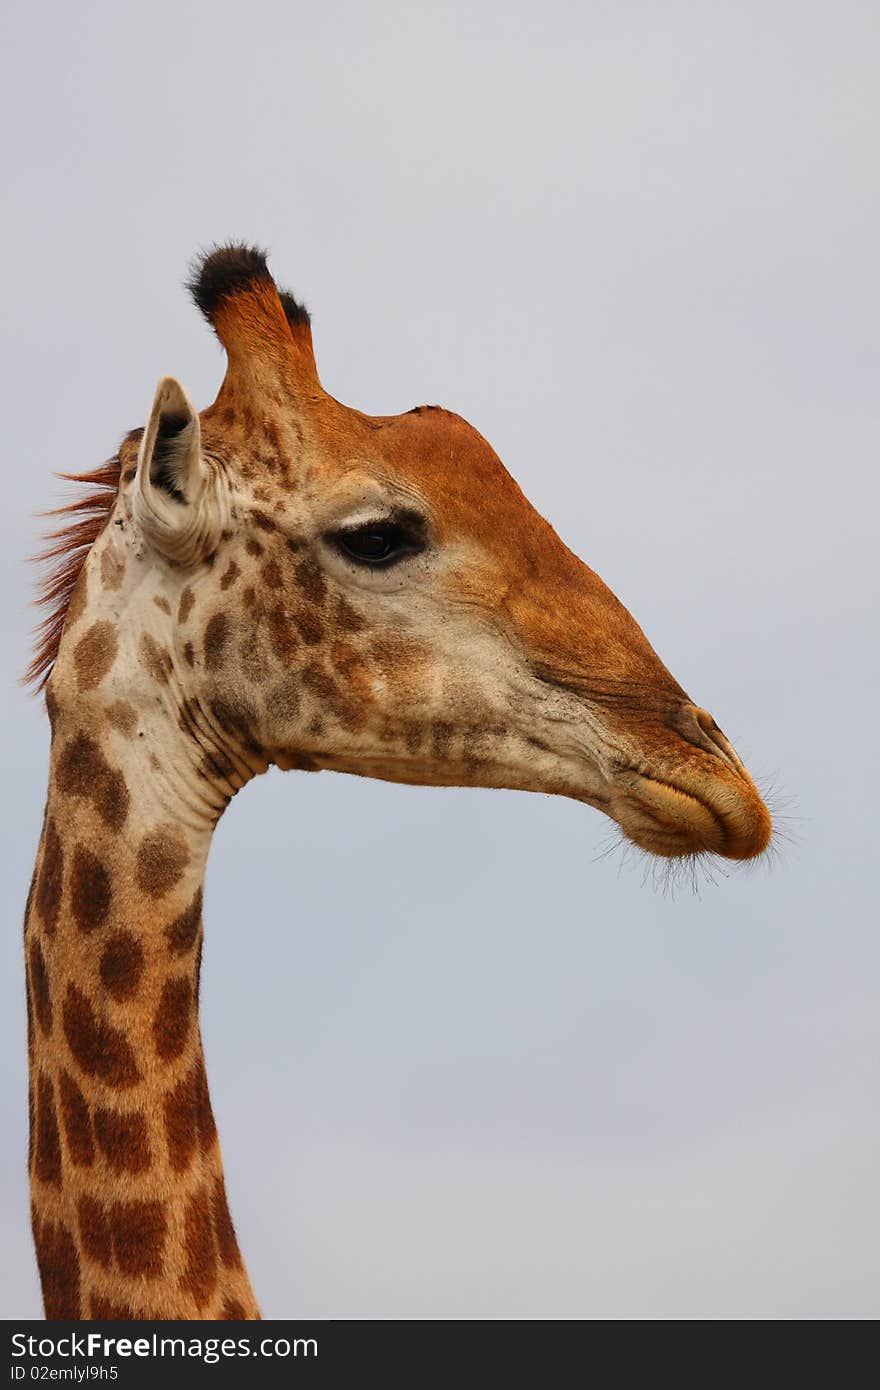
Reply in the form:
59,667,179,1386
23,244,772,1320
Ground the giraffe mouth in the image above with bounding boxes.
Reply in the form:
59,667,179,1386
607,767,772,861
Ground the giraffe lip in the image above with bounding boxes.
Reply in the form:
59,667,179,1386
609,768,771,860
613,772,726,856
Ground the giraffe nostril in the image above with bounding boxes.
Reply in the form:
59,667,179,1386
686,706,739,772
696,707,725,743
673,703,743,774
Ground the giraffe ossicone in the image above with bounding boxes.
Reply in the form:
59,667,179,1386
24,244,772,1319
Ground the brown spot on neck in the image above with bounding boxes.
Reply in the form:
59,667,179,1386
56,733,130,830
108,1199,167,1277
99,931,145,1000
33,1073,62,1186
179,587,196,623
78,1197,112,1267
27,940,53,1036
45,686,60,736
164,1066,199,1172
100,543,125,591
69,845,111,933
62,983,140,1088
153,975,193,1060
32,1213,80,1318
106,701,138,737
165,888,203,955
140,632,174,684
194,1054,217,1150
136,827,189,898
73,620,118,692
93,1107,151,1173
204,612,230,669
212,1176,243,1269
181,1185,218,1309
59,1072,95,1167
35,818,63,934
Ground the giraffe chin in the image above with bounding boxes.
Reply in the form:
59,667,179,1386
610,771,773,861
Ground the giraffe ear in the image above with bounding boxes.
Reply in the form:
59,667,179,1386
134,377,225,562
137,377,205,504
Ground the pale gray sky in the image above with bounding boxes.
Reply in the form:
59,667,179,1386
2,0,878,1318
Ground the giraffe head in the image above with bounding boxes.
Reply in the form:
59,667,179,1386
41,245,771,862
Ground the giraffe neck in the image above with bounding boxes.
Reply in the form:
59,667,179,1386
24,697,259,1320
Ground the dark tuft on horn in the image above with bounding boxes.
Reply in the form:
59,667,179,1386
278,288,311,331
187,243,275,322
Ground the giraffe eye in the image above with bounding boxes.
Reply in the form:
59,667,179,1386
329,518,425,567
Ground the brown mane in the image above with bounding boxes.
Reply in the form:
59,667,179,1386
24,457,122,692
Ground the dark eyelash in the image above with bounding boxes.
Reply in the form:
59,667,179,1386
326,514,427,568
